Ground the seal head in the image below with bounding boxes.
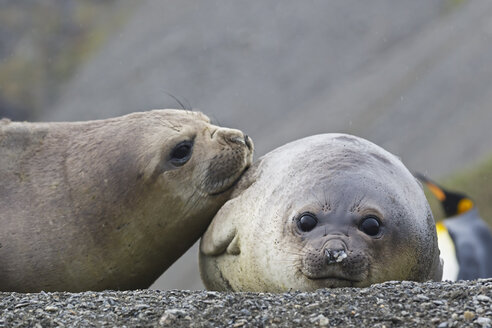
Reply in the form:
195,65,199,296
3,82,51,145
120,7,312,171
199,134,442,292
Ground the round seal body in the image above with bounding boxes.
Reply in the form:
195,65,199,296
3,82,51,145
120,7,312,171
0,109,253,292
199,134,442,292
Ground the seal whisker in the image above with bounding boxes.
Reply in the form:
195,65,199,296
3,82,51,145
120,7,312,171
309,189,324,208
156,117,182,132
210,114,222,127
182,188,203,216
277,248,304,256
322,189,332,211
162,90,191,111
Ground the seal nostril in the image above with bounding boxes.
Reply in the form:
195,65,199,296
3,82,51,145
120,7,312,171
228,134,246,146
324,248,347,264
244,134,252,150
324,249,333,262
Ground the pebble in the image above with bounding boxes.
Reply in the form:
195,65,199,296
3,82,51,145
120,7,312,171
0,279,490,327
158,308,189,326
464,310,475,321
14,303,30,309
477,295,492,302
233,319,248,327
310,314,329,326
477,317,492,327
240,309,251,316
44,306,58,312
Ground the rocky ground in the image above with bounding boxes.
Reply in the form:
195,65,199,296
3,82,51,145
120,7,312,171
1,279,491,327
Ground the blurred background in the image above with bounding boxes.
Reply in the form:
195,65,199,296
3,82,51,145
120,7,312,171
1,0,491,290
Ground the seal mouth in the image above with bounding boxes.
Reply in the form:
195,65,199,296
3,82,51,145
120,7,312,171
300,269,362,284
306,275,360,283
302,274,362,288
209,164,250,196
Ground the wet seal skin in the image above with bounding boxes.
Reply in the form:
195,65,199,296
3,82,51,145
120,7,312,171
199,133,442,292
0,109,253,292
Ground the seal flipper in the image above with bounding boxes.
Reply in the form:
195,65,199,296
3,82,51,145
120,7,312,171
200,198,240,256
226,235,240,255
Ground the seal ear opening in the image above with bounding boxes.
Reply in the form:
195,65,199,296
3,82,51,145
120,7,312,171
200,198,240,256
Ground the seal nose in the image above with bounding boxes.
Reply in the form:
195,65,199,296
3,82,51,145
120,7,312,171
324,248,348,264
323,239,348,264
228,134,245,145
213,128,254,155
223,130,252,149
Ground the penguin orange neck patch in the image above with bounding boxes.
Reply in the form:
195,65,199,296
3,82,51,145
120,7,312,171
457,198,474,214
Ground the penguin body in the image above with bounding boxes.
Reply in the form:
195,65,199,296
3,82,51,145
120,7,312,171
440,208,492,280
435,221,459,281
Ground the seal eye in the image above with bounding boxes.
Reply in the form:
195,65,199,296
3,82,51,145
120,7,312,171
297,214,318,232
170,141,193,166
359,216,381,236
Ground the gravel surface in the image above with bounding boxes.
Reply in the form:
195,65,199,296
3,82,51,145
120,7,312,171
1,280,491,327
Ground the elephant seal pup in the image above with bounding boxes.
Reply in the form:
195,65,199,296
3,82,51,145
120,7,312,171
0,109,253,292
199,134,442,292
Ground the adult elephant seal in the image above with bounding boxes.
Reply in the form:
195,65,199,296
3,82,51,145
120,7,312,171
0,109,253,292
199,134,442,292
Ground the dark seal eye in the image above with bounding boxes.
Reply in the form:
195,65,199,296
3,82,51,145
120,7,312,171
359,216,381,236
170,141,193,166
297,214,318,232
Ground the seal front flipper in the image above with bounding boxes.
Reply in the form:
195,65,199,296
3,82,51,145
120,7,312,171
199,195,244,291
200,198,240,256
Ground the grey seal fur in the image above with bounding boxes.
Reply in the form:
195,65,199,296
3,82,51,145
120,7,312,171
0,109,253,292
199,133,442,292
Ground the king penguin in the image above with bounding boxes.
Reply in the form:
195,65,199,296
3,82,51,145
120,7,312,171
416,173,492,281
